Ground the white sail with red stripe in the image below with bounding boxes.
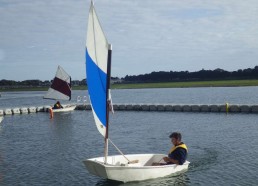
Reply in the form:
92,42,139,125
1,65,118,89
44,65,71,101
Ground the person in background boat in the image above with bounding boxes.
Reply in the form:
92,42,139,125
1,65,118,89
53,101,63,109
152,132,188,166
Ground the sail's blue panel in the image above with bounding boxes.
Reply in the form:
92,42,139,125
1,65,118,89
86,48,107,127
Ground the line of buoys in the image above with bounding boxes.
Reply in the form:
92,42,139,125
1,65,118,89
0,105,53,116
76,103,258,114
1,103,258,116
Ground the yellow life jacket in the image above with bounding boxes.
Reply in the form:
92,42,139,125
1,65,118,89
169,143,188,154
55,103,60,108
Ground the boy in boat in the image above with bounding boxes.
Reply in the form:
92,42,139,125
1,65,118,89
53,101,63,109
153,132,188,166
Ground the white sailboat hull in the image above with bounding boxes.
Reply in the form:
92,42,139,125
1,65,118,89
83,154,189,183
52,105,76,113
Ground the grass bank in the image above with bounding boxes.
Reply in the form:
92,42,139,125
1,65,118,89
1,79,258,92
111,79,258,89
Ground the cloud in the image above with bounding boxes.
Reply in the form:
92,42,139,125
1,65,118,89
0,0,258,80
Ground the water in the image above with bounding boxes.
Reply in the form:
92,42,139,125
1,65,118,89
1,87,258,185
1,86,258,109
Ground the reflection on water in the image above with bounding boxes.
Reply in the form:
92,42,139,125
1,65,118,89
0,152,3,184
95,172,190,186
189,146,219,172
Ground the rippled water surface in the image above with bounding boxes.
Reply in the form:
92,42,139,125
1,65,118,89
1,88,258,185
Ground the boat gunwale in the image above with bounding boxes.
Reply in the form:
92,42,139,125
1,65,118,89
84,153,190,169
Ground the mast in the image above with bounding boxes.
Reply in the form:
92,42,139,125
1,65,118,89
104,44,112,163
104,44,112,164
69,76,72,101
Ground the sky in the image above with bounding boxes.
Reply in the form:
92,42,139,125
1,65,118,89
0,0,258,81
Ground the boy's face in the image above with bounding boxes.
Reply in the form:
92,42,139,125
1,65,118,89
171,137,180,146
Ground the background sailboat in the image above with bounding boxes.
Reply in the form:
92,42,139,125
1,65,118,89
43,65,76,112
83,1,189,183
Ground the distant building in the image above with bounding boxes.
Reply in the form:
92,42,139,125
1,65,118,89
111,78,123,84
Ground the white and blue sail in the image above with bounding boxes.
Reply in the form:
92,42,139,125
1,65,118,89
85,2,111,137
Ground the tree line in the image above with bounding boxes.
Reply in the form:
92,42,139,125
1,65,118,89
122,66,258,83
1,66,258,87
0,79,86,87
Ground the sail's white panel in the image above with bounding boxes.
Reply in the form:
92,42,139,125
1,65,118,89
43,88,70,100
86,3,109,74
92,107,106,136
56,66,70,83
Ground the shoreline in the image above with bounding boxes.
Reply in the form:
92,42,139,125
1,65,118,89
0,79,258,92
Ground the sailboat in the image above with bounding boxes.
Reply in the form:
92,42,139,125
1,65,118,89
83,1,189,183
0,116,3,124
43,65,76,112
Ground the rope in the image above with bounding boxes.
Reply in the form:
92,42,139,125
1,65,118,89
108,138,131,163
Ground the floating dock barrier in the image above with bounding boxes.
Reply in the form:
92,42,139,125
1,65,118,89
76,103,258,114
1,103,258,116
4,109,12,115
37,107,44,112
12,108,20,114
20,108,28,114
28,107,36,113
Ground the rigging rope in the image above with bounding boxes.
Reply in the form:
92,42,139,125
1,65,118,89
108,138,138,164
108,138,131,163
